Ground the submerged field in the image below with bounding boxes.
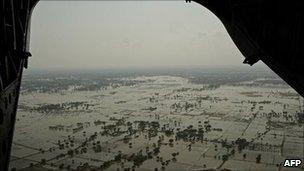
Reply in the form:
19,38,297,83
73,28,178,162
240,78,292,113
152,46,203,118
9,68,304,171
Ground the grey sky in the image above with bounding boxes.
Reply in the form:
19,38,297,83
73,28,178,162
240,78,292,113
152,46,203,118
29,1,246,69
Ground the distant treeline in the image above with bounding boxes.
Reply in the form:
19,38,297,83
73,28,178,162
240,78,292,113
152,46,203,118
21,66,282,92
21,77,147,93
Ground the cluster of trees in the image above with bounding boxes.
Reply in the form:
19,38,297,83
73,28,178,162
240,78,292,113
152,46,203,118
34,101,91,113
176,125,206,142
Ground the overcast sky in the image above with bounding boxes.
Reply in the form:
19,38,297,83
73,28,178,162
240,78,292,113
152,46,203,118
29,1,248,70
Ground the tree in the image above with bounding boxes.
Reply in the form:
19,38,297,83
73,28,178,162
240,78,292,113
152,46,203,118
256,154,261,163
231,149,235,156
243,153,247,159
169,139,174,146
222,154,228,162
40,158,46,165
172,152,178,161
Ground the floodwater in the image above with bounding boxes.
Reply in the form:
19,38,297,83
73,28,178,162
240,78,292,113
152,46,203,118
10,75,304,171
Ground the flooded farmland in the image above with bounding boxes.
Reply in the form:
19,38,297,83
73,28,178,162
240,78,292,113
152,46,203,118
9,67,304,171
